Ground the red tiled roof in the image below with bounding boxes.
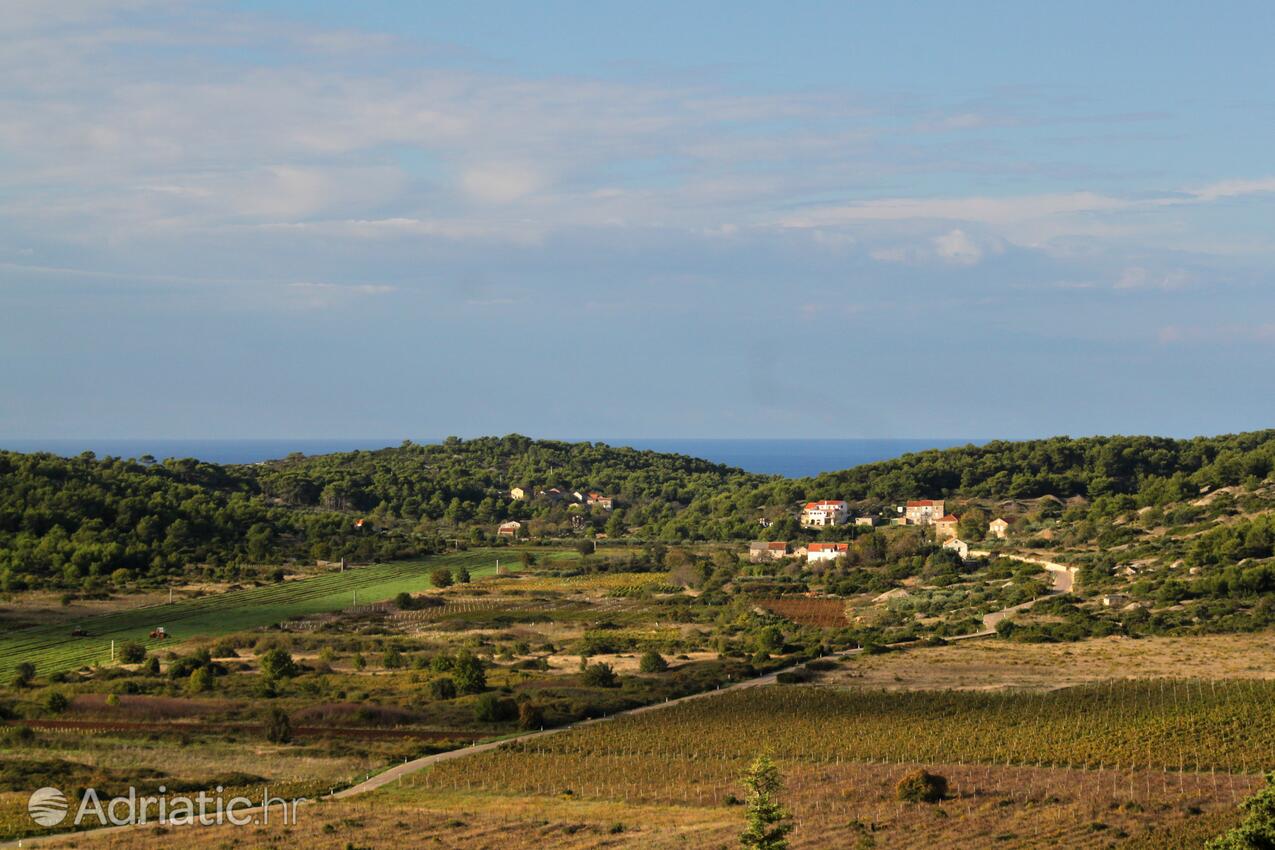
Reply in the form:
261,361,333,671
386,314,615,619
803,500,846,510
936,514,958,523
808,542,849,552
906,500,944,507
752,541,788,550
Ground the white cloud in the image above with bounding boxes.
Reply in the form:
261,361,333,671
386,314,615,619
459,163,546,204
1114,266,1191,291
932,229,983,265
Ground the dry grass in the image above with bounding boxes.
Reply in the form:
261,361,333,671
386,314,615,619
826,630,1275,691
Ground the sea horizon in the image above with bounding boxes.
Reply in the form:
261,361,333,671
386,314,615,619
0,437,984,479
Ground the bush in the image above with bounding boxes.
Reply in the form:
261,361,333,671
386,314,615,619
581,662,618,688
775,669,813,685
430,568,453,589
394,591,415,610
429,677,457,700
473,693,517,723
452,651,487,694
638,651,668,673
45,691,70,714
119,642,147,664
896,769,947,803
265,707,292,744
12,662,35,688
517,702,545,730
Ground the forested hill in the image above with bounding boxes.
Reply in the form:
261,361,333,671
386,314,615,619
251,435,768,520
3,431,1275,593
797,431,1275,503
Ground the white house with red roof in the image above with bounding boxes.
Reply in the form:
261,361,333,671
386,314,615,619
903,499,945,525
806,541,849,563
586,492,614,510
800,500,848,527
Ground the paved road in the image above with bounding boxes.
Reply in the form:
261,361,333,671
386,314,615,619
7,552,1072,847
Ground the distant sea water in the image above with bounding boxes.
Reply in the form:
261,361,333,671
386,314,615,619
0,437,982,479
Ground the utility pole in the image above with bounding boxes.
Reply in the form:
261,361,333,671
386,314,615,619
110,639,115,662
496,558,500,576
169,587,174,604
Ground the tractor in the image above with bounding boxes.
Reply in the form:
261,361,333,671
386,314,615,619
149,626,168,640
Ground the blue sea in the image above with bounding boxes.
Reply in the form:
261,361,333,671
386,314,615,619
0,437,981,479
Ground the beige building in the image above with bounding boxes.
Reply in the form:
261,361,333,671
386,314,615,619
749,541,789,563
855,516,883,527
943,537,970,559
586,492,615,510
988,517,1010,539
933,514,959,540
510,487,530,501
497,520,522,537
904,499,945,525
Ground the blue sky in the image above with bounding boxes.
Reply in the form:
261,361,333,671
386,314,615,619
2,1,1273,440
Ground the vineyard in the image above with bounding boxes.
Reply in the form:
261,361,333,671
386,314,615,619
0,549,545,679
757,597,849,627
408,680,1274,847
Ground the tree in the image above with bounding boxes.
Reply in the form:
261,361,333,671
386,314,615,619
430,568,453,589
13,661,36,688
453,566,471,584
394,591,415,610
473,692,517,722
452,651,486,694
265,707,292,744
581,662,618,688
739,754,793,850
383,648,405,669
517,702,545,730
45,691,70,714
639,650,668,673
259,648,298,679
1206,772,1275,849
119,641,147,664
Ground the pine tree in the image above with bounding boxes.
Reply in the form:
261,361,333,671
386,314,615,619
739,754,793,850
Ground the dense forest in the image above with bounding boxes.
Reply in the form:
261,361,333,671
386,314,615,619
2,431,1274,593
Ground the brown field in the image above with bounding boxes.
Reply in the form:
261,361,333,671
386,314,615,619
757,597,848,628
826,629,1275,690
34,764,1245,850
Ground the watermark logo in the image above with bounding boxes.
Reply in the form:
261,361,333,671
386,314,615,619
28,787,69,826
26,786,305,829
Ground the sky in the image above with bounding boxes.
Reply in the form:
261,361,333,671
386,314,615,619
2,1,1274,441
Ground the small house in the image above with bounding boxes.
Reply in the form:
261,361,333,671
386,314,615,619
1102,593,1131,608
586,492,615,510
933,514,959,540
749,541,789,563
510,487,530,501
855,516,883,527
988,517,1010,539
497,520,522,537
942,537,970,559
807,542,849,563
903,499,945,525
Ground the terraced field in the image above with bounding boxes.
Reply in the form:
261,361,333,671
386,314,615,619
0,548,575,679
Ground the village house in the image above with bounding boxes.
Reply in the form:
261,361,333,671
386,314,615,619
903,499,945,525
855,515,883,527
988,517,1010,539
806,542,849,563
586,492,615,510
496,520,522,537
749,541,789,563
800,500,849,527
933,514,959,540
538,487,565,502
509,487,530,501
943,537,970,559
1102,593,1131,608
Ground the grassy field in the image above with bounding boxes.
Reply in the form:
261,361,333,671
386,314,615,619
0,548,576,680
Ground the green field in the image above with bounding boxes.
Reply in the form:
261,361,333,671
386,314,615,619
0,548,575,680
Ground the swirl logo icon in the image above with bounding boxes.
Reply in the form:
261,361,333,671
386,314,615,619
28,787,69,826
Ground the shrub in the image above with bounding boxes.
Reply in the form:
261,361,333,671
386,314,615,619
12,662,35,688
265,707,292,744
473,693,517,723
119,642,147,664
638,651,668,673
896,769,948,803
430,568,453,589
429,677,457,700
581,662,618,688
394,591,415,610
452,652,486,694
189,666,214,693
45,691,70,714
517,702,546,730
